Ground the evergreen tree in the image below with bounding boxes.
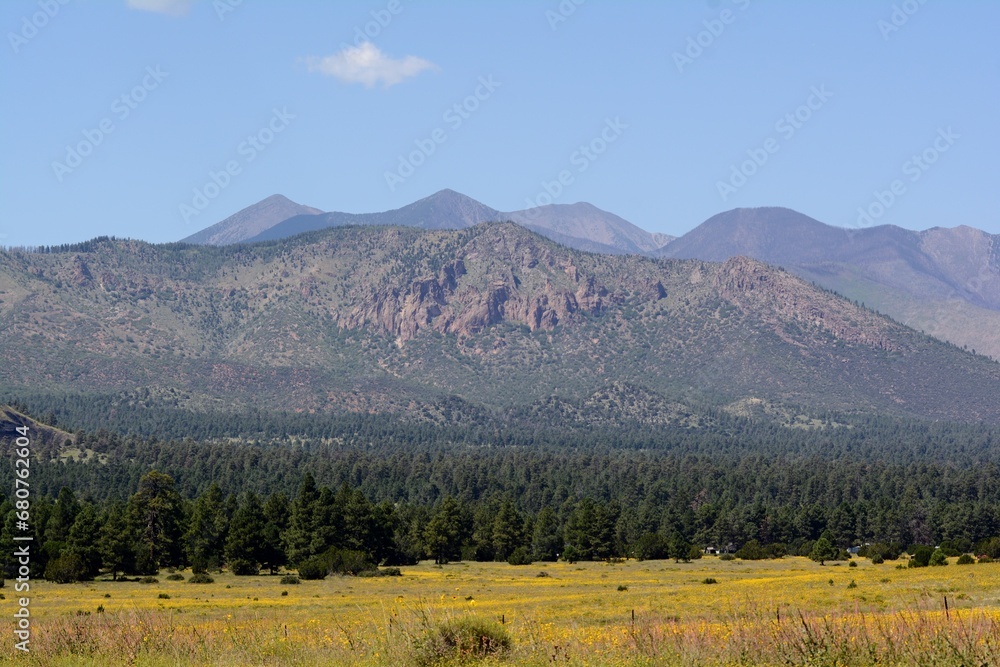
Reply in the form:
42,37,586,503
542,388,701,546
183,483,228,572
284,473,320,564
260,492,290,574
224,492,266,574
66,504,102,578
809,537,838,565
98,501,134,580
126,471,184,572
424,496,464,564
670,534,693,563
45,487,80,544
531,507,562,562
491,499,526,562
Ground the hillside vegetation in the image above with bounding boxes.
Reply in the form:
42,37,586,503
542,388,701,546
2,223,999,426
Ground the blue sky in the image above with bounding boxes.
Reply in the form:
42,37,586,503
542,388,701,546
2,0,998,247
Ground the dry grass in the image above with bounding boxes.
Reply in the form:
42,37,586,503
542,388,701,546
3,556,1000,665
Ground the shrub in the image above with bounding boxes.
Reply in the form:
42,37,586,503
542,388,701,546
229,559,260,576
929,549,948,567
561,545,581,564
871,553,885,564
415,618,511,666
957,554,976,565
719,553,735,561
281,590,288,596
617,585,628,591
507,547,533,566
279,575,300,585
735,540,767,560
687,545,704,560
867,543,903,561
166,573,185,581
977,555,993,564
633,533,669,561
138,576,159,584
187,573,214,584
908,545,933,568
702,578,718,584
44,554,87,584
849,560,858,568
380,567,402,577
847,580,857,589
297,557,328,580
536,571,550,578
158,593,170,599
297,548,375,579
976,537,1000,559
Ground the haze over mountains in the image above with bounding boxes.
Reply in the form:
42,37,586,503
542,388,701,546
181,189,674,256
181,191,1000,359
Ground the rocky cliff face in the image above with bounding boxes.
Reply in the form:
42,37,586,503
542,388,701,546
340,250,611,342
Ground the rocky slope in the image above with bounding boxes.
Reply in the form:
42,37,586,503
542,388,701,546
3,223,999,424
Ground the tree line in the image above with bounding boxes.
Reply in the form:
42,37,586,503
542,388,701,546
4,465,1000,584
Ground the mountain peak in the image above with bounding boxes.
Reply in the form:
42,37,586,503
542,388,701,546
180,194,322,246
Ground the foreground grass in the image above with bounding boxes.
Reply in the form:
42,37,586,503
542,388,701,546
3,556,1000,665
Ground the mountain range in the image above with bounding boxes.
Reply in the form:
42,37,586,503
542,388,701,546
180,191,1000,359
4,222,1000,427
181,189,675,256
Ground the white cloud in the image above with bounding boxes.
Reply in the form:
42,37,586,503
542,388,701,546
126,0,193,17
306,43,436,89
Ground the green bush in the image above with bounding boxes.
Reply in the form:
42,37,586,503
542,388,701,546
280,574,300,585
735,540,767,560
229,559,260,576
871,553,885,564
297,548,375,579
956,554,975,565
187,573,214,584
44,554,87,584
138,576,159,584
719,553,735,561
702,577,718,584
507,547,533,566
633,533,669,561
296,557,328,580
357,569,390,578
561,545,581,564
157,593,170,599
909,545,933,568
415,617,511,666
165,573,185,581
929,549,948,566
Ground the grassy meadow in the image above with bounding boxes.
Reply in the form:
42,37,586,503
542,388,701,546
4,556,1000,666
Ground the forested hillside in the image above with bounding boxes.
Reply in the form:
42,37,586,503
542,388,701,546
2,223,1000,425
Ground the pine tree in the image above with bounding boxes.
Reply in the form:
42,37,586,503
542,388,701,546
284,473,320,565
424,497,464,564
126,471,184,573
532,507,563,562
261,492,290,574
491,499,525,562
66,504,102,578
98,501,134,580
224,493,266,575
45,487,80,544
183,483,228,572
